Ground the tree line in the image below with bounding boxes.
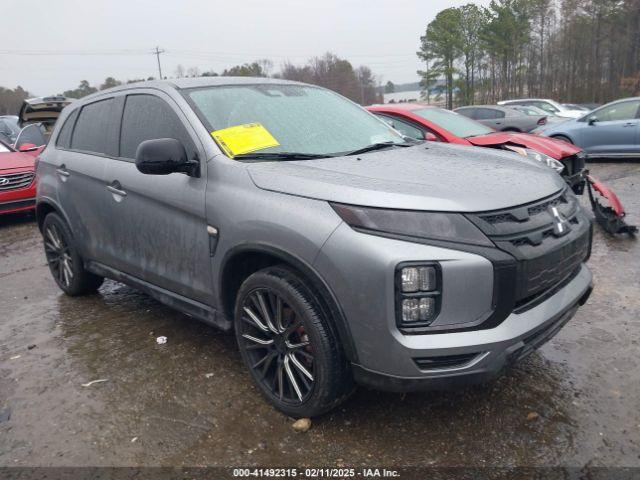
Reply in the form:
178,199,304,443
0,52,382,116
418,0,640,109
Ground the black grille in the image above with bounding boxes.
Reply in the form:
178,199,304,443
0,198,36,212
0,172,35,191
467,188,591,309
527,195,567,216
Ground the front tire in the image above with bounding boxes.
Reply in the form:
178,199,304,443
42,213,104,296
234,266,353,417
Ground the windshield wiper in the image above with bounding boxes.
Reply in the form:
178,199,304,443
233,152,334,161
343,141,414,156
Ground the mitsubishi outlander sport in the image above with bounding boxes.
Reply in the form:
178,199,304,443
36,78,593,417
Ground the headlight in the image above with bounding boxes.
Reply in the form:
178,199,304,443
505,146,565,174
330,203,493,247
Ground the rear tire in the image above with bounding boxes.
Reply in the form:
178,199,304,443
234,266,353,418
42,213,104,296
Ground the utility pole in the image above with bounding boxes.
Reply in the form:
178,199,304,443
153,46,165,79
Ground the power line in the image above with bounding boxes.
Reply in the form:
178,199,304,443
0,48,417,59
0,49,149,56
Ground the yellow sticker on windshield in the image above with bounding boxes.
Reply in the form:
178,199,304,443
211,123,279,158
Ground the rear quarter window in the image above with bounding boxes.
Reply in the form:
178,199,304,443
71,99,116,155
55,109,79,149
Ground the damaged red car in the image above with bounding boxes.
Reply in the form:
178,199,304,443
368,103,636,235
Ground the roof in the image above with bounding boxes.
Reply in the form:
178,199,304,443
102,76,304,93
500,98,553,103
457,104,513,110
74,76,310,104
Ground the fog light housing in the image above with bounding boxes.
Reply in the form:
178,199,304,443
396,263,441,330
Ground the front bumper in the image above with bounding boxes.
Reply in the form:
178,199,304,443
0,197,36,214
314,217,593,387
352,266,592,391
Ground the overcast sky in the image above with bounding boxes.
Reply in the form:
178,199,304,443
2,0,492,96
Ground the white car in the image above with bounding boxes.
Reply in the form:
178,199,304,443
497,98,585,119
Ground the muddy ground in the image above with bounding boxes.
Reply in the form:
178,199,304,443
0,161,639,469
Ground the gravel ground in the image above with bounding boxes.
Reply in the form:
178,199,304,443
0,161,639,470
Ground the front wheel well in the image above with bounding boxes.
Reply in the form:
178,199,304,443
219,247,358,362
220,251,283,319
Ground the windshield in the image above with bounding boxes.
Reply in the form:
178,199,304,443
513,106,546,116
186,84,405,158
413,108,494,138
544,100,566,112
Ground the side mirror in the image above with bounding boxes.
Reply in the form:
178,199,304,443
588,116,598,125
135,138,199,176
424,131,439,142
18,143,38,152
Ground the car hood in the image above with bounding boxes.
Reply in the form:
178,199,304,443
467,132,582,160
247,143,565,212
0,151,36,171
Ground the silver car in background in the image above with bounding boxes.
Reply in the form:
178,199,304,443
36,78,593,417
498,98,586,119
454,105,547,132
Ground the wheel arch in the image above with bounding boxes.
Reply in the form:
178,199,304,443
550,133,575,144
36,198,70,233
219,243,358,363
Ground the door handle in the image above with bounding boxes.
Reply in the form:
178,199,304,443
107,181,127,197
623,122,637,127
56,165,70,177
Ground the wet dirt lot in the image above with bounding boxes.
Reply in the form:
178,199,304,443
1,162,639,470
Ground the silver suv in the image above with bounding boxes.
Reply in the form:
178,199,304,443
36,78,593,417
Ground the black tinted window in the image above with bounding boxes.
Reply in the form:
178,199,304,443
476,108,502,119
456,108,475,119
120,94,195,159
56,109,78,149
71,99,115,154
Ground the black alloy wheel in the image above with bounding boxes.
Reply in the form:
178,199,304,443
234,266,353,417
238,287,316,404
42,213,103,296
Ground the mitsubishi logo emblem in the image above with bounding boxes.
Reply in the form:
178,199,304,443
0,177,9,186
549,206,571,237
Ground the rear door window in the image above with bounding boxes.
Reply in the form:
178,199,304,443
119,94,196,160
56,109,79,149
476,108,503,120
456,108,476,119
71,99,116,155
